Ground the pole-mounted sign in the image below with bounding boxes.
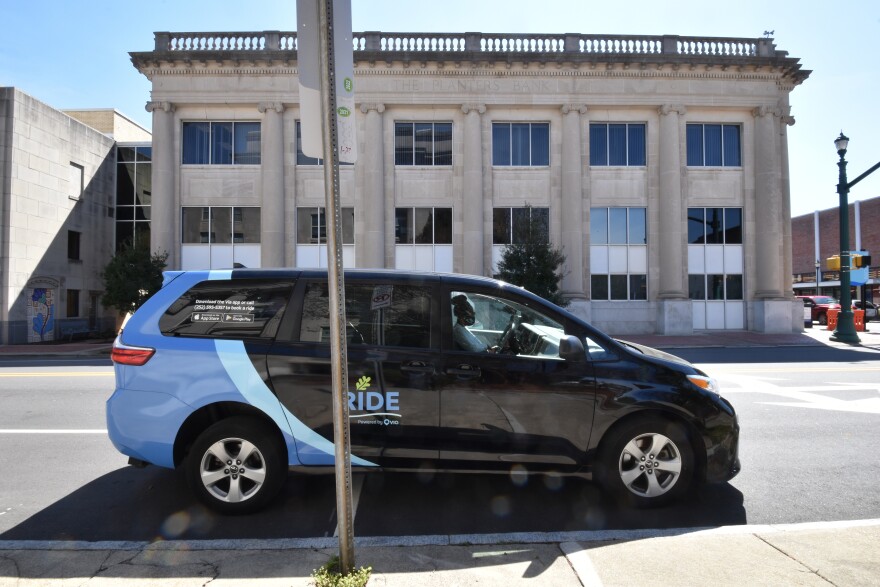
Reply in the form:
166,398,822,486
297,0,357,573
296,0,357,164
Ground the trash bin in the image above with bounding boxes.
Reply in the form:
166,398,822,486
826,309,839,330
854,309,866,332
826,308,866,332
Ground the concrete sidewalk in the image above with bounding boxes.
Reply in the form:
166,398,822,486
2,520,879,586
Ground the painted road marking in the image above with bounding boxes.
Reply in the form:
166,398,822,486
713,373,880,414
0,372,113,377
0,429,107,434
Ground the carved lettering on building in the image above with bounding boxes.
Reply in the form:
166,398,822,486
390,79,557,93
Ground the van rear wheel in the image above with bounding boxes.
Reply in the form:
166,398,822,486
186,417,286,514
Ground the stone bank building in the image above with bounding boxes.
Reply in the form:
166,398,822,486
131,31,809,334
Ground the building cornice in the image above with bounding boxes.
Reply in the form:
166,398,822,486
130,31,810,86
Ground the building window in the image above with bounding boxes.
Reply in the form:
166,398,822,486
687,207,742,245
394,122,452,166
688,200,745,325
492,122,549,166
395,207,452,245
589,123,646,166
182,121,261,165
296,207,355,244
69,162,84,200
115,145,152,251
686,124,741,167
394,207,453,272
492,207,549,244
67,289,80,318
590,207,648,301
67,231,81,261
182,207,261,244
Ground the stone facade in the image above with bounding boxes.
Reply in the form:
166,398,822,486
130,31,810,334
0,88,119,344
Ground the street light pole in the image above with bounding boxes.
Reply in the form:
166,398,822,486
815,259,820,294
830,132,859,343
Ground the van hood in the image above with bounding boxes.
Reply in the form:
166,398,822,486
614,339,695,369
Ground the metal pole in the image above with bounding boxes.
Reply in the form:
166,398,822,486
316,0,356,572
831,146,859,343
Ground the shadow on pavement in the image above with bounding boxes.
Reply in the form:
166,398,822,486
0,466,746,542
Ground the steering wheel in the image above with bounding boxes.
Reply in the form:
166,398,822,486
497,311,521,353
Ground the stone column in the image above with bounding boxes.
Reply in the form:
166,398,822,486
146,101,177,268
258,102,285,268
753,106,783,299
752,105,793,332
560,105,587,298
656,104,691,334
359,103,385,268
462,103,485,276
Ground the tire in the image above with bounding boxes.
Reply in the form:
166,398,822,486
818,313,827,326
598,416,695,508
186,417,286,514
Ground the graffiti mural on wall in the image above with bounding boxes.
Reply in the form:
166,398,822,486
29,288,55,342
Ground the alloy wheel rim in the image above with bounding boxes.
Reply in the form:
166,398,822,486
618,432,683,497
199,437,268,503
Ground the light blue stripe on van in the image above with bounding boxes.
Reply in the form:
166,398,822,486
214,339,376,467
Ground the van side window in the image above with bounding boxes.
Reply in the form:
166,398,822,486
450,290,565,358
300,283,432,349
159,280,292,339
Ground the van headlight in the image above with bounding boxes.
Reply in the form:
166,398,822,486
687,374,720,396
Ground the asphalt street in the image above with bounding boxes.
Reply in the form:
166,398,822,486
1,346,879,542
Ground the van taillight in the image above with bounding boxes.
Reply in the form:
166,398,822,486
111,337,155,366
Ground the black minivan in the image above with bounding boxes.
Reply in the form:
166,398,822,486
108,268,739,513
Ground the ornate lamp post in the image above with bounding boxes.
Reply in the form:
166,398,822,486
830,133,859,343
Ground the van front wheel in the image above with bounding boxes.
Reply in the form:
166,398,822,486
599,416,694,508
186,417,286,514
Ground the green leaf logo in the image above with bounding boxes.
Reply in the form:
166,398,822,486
337,106,351,117
356,376,371,391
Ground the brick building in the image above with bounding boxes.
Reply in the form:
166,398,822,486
792,195,879,302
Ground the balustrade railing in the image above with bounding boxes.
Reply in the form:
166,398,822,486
154,31,774,60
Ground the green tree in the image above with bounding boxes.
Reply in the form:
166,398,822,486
101,243,168,315
496,208,568,306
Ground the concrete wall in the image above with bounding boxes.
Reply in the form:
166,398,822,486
0,88,118,344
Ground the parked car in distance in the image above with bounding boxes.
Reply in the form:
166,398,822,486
797,295,841,325
108,268,740,514
853,300,878,322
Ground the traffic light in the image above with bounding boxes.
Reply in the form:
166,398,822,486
852,254,871,268
826,256,840,271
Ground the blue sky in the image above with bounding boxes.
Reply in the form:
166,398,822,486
2,0,878,216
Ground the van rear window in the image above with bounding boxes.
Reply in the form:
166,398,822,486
159,279,293,339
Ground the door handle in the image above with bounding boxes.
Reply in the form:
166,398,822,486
400,361,435,374
446,364,481,377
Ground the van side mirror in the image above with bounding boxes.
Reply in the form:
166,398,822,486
559,335,585,362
